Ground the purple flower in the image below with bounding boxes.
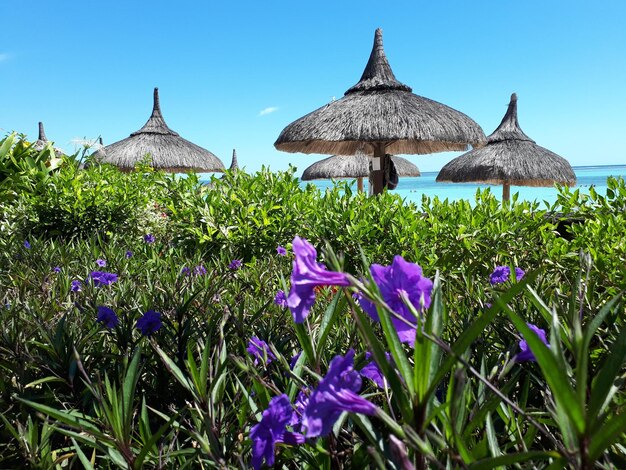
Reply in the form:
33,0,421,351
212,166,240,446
136,310,162,336
360,352,393,388
289,351,302,370
144,234,155,244
516,323,549,362
24,240,31,249
71,280,82,292
277,246,287,256
53,266,61,273
125,250,133,258
287,236,350,323
229,259,242,270
490,266,525,285
181,266,191,276
95,259,107,267
247,337,276,366
250,394,304,470
274,290,287,308
89,271,118,287
302,349,377,438
96,306,119,329
358,256,433,346
194,264,207,276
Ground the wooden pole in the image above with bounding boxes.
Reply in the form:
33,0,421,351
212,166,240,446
357,177,363,192
502,183,510,202
369,142,388,195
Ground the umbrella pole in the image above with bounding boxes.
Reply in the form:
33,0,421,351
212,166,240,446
502,183,510,202
369,142,387,195
357,177,363,192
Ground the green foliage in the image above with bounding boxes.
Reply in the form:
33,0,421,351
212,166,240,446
0,155,625,468
0,132,63,202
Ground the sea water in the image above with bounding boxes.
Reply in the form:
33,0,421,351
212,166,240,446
304,165,626,206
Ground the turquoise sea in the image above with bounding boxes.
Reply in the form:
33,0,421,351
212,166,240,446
304,165,626,206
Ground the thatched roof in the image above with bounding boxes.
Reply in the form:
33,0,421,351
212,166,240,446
436,93,576,187
301,154,420,180
92,88,225,173
228,149,239,171
32,122,64,156
275,29,486,156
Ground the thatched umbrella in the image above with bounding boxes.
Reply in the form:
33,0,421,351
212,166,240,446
220,149,239,180
436,93,576,201
32,122,64,156
275,28,486,194
228,149,239,171
92,88,225,173
301,154,420,192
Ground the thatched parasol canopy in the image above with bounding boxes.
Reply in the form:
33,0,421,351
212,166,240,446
436,93,576,200
301,155,420,179
275,28,486,194
92,88,225,173
228,149,239,171
32,122,65,157
302,154,420,192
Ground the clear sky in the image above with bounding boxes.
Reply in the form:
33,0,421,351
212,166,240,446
2,0,625,173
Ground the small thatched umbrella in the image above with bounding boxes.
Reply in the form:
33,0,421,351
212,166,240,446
32,122,64,156
220,149,239,180
92,88,225,173
301,154,420,192
275,28,486,194
436,93,576,201
228,149,239,171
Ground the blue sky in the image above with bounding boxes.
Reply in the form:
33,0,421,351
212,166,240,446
2,0,625,173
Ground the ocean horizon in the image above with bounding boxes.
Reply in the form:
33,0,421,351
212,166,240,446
300,164,626,206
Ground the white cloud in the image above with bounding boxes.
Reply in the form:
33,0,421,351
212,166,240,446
259,106,278,116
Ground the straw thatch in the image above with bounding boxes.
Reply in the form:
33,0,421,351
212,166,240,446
436,93,576,188
92,88,225,173
275,29,486,156
228,149,239,171
301,155,420,180
32,122,64,157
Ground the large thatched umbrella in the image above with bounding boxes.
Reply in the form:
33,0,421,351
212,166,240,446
32,122,64,156
275,28,486,194
92,88,225,172
436,93,576,201
301,154,420,192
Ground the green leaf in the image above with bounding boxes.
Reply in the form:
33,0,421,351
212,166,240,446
414,271,445,403
427,270,539,399
469,451,562,469
315,292,344,359
350,299,413,422
122,348,141,431
71,438,95,470
293,322,316,370
134,411,179,469
16,398,106,439
24,376,65,389
372,295,415,397
154,345,194,394
587,325,626,424
501,305,586,436
588,412,626,460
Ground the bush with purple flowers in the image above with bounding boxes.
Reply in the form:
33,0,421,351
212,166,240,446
1,157,626,468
